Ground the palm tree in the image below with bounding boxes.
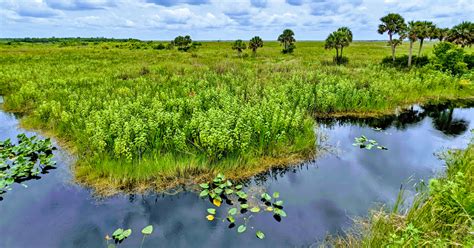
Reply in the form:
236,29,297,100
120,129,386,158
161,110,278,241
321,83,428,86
378,13,407,61
448,21,474,48
325,32,338,59
232,40,246,56
435,27,450,41
248,36,263,55
407,21,419,67
325,27,352,63
278,29,296,54
337,27,352,59
416,21,436,56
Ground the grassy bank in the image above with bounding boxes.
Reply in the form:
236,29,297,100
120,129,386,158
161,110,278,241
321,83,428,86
332,141,474,247
0,41,472,193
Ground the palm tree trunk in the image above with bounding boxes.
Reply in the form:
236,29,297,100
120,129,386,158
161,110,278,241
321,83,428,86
418,39,424,57
336,48,339,62
408,40,413,67
340,47,343,60
389,33,395,62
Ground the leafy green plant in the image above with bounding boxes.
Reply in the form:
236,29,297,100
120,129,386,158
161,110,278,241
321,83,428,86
199,173,286,240
0,134,56,198
105,225,154,248
353,135,388,150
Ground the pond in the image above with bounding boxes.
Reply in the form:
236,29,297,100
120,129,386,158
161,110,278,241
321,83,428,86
1,102,473,247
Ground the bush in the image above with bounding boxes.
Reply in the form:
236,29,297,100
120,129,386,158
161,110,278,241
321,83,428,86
464,53,474,69
381,55,430,68
154,43,166,50
333,56,349,65
431,42,468,75
281,44,295,54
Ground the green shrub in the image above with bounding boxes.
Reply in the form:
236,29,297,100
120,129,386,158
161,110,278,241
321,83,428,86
381,55,430,68
432,42,468,75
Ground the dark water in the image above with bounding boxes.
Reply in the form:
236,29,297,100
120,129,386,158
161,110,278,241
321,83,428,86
0,102,473,248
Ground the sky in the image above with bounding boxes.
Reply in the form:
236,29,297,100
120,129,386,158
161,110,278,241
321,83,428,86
0,0,472,40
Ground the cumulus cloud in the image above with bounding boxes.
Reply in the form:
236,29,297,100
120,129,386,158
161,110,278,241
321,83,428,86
0,0,472,40
250,0,267,8
45,0,116,10
146,0,209,7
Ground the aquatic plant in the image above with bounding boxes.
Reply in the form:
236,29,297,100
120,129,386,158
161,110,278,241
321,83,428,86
353,135,388,150
105,225,154,248
200,173,286,239
0,134,56,198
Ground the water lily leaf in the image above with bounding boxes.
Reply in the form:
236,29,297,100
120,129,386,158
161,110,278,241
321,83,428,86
256,230,265,239
206,215,215,221
199,183,209,189
250,207,260,213
108,244,116,248
214,188,223,194
213,198,222,207
199,189,209,197
122,229,132,238
237,225,246,233
227,216,235,223
228,207,237,215
266,207,273,212
272,192,280,198
261,193,271,202
225,188,234,195
235,185,243,190
240,204,249,209
274,208,287,217
273,200,283,207
112,228,123,237
141,225,153,235
207,208,216,215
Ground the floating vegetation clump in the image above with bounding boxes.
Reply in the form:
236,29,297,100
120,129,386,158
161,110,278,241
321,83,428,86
353,135,388,150
0,134,56,199
200,173,287,240
105,225,154,248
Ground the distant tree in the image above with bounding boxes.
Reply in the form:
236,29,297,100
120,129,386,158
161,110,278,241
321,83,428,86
448,21,474,48
407,21,419,67
434,27,450,41
172,35,192,51
378,13,407,61
336,27,352,58
416,21,436,56
278,29,296,54
248,36,263,55
232,39,247,56
325,27,353,63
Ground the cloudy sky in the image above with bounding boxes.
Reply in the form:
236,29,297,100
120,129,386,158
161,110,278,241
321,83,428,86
0,0,472,40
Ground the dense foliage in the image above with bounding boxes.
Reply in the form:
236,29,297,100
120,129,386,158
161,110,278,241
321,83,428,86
0,41,472,191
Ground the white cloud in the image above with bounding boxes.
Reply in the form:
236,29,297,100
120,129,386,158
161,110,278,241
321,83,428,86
0,0,472,40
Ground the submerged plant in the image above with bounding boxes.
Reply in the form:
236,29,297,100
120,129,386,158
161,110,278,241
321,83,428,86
353,135,388,150
0,134,56,198
199,173,287,240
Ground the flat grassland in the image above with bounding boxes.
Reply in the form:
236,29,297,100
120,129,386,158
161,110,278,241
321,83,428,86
0,41,472,194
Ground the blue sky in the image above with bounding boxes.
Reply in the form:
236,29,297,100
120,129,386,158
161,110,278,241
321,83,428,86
0,0,472,40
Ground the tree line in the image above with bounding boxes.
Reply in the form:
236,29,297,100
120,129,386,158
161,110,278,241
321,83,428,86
378,13,473,66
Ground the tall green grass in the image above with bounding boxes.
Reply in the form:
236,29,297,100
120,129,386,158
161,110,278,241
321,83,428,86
331,142,474,247
0,41,472,191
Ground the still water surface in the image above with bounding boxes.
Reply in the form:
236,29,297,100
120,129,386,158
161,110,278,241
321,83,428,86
0,103,473,247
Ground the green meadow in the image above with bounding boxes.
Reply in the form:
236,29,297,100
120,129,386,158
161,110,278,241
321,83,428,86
0,40,472,193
